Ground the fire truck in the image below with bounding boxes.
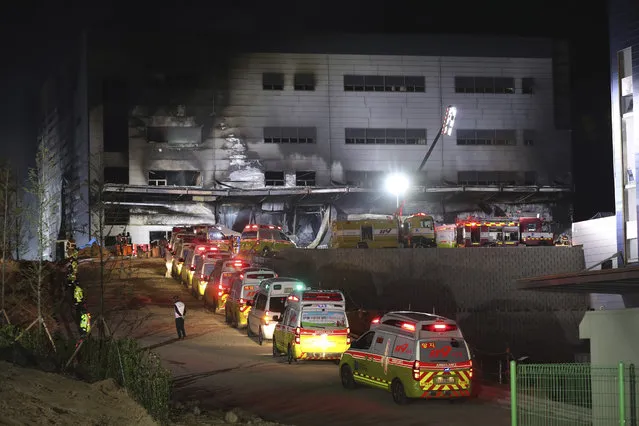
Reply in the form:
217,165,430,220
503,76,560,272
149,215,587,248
519,217,554,246
455,217,521,247
330,213,436,249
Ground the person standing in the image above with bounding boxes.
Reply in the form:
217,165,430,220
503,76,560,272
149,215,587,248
174,296,186,339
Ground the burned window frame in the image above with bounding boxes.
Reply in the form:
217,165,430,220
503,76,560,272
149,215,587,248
344,75,425,92
345,128,427,145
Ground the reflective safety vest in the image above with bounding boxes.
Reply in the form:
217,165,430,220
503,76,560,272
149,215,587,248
74,286,84,303
80,312,91,333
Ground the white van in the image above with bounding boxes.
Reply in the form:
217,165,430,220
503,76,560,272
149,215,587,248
247,277,307,345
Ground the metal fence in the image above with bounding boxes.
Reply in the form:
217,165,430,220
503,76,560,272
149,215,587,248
510,361,639,426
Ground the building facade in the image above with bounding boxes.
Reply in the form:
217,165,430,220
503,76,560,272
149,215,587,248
610,0,639,265
39,31,573,250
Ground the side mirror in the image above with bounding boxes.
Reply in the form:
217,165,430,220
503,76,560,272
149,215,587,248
275,315,282,322
190,266,196,271
178,258,185,263
246,300,253,307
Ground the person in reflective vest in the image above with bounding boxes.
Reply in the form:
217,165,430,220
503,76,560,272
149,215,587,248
79,311,91,336
74,285,84,305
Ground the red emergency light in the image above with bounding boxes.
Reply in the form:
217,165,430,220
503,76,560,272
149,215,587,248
303,292,343,302
287,295,300,302
371,318,380,324
423,323,458,332
198,247,206,251
415,213,426,216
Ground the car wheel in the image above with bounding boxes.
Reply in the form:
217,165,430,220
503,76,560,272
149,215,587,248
391,379,408,405
257,327,263,346
340,365,357,389
247,319,254,337
287,345,295,364
272,338,279,357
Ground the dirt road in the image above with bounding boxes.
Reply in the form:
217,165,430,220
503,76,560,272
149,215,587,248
98,259,512,426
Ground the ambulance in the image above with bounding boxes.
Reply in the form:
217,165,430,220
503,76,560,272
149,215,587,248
272,289,351,363
210,258,252,312
330,218,399,249
226,267,277,328
246,277,307,345
339,311,474,404
183,243,228,288
239,224,297,256
191,250,232,300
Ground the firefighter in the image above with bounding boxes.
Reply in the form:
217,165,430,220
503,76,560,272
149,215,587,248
73,284,84,305
79,309,91,337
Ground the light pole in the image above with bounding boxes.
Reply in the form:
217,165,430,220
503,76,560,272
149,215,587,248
385,173,410,209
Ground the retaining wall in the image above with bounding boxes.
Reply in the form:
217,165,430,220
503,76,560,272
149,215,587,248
260,247,588,364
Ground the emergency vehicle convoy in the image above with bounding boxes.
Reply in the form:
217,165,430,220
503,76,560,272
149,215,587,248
339,311,474,404
167,251,478,404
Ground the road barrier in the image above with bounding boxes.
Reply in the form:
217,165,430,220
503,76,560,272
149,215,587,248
510,361,638,426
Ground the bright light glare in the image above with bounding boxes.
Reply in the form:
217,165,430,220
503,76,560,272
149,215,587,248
385,173,410,196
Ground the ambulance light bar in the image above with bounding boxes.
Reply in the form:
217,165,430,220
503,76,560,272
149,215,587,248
401,323,416,332
423,323,457,332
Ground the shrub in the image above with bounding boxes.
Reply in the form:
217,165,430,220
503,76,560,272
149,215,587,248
0,326,171,424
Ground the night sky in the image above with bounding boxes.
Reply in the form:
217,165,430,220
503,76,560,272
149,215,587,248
0,1,613,221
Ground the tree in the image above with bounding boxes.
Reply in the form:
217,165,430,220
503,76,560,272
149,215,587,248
17,142,58,347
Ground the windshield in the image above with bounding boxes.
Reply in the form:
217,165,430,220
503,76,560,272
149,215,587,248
208,230,224,240
202,263,215,276
241,231,257,239
301,309,348,329
268,296,287,313
419,339,470,363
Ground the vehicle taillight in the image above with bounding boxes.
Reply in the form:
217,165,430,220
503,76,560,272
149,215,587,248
469,360,473,378
401,322,416,332
264,311,270,325
371,318,380,324
200,274,205,280
240,274,244,279
412,360,421,380
240,298,245,304
294,327,300,345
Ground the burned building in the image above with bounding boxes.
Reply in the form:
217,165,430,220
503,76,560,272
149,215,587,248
38,30,573,250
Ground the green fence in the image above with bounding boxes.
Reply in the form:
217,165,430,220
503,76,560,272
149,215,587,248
510,361,639,426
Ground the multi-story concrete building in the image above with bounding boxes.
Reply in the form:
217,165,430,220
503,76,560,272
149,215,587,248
610,0,639,265
38,31,573,252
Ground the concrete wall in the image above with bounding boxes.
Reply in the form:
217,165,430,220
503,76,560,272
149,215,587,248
572,216,624,310
263,247,588,363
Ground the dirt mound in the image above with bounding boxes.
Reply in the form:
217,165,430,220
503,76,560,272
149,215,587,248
0,361,158,426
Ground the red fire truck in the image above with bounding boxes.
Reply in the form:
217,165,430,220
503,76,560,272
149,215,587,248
455,217,520,247
519,217,554,246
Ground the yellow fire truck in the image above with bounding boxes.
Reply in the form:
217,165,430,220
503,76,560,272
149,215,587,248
330,217,399,248
330,213,436,249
